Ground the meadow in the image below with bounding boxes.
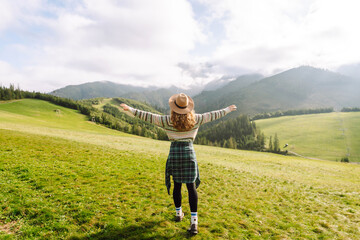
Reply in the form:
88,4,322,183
1,99,360,239
255,112,360,162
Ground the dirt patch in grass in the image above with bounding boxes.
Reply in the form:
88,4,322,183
0,220,19,234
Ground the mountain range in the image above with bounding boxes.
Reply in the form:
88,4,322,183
194,66,360,115
50,66,360,115
50,81,204,109
50,81,155,100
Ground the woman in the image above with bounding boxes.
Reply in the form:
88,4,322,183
121,93,236,234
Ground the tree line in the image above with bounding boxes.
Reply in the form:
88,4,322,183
341,107,360,112
251,108,334,120
0,85,22,100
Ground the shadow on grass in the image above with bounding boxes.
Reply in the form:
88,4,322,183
70,220,195,240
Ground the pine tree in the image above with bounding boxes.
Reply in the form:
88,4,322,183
0,86,3,100
223,139,228,148
140,127,146,136
269,136,273,152
260,133,265,149
228,137,237,149
274,133,280,153
9,84,15,99
15,85,22,99
4,88,12,100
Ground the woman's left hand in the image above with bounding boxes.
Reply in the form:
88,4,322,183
228,105,237,112
120,103,130,111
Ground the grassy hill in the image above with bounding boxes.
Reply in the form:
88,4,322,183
1,99,360,239
80,97,163,114
255,112,360,162
77,97,168,140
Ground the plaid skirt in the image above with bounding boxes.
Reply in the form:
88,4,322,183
165,141,201,195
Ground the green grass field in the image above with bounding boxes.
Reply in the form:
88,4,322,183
1,99,360,239
255,112,360,162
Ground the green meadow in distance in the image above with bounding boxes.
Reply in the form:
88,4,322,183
256,112,360,162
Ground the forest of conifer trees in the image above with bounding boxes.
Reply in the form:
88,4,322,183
195,115,266,151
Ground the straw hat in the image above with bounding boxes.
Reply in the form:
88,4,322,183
169,93,194,114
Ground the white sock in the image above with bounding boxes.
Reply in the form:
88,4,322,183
191,212,198,224
176,207,182,216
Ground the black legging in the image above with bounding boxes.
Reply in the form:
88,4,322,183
173,181,198,212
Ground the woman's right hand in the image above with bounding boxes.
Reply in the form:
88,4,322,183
120,103,130,111
228,105,237,112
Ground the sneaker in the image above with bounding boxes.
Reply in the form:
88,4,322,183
187,223,198,234
175,212,184,222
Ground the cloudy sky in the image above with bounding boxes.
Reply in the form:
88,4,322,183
1,0,360,92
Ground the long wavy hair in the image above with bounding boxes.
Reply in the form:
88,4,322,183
171,110,196,131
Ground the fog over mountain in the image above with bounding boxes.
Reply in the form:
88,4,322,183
337,63,360,80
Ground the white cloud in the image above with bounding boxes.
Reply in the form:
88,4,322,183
1,0,360,92
198,0,360,75
0,0,205,91
0,1,13,31
0,61,25,88
0,0,43,32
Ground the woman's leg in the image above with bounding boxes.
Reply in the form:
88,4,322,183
186,182,198,231
173,182,184,221
173,181,182,208
186,182,198,212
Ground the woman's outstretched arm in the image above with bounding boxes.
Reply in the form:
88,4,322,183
121,103,167,127
197,105,237,125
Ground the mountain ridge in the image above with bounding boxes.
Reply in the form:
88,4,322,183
50,66,360,115
194,66,360,115
50,81,156,100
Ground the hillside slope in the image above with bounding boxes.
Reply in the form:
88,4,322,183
80,97,162,114
1,99,360,239
256,112,360,162
194,74,263,113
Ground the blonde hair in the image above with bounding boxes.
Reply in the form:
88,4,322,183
171,110,196,131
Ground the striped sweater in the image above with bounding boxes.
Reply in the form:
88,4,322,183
128,106,231,142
